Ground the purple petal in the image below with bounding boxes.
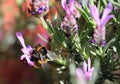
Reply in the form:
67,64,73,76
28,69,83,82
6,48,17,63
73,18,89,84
20,53,34,66
69,0,75,12
90,67,94,73
26,56,34,66
100,15,114,28
89,67,94,77
90,39,96,44
76,68,84,77
38,7,45,14
16,32,26,49
27,61,34,66
101,3,113,25
83,61,87,72
21,46,32,55
101,40,106,47
21,48,27,54
61,0,70,15
84,72,91,80
89,4,100,26
61,0,67,10
31,11,36,15
88,58,91,71
20,54,27,60
27,45,33,52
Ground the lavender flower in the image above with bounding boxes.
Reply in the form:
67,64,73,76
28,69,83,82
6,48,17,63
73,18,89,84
61,0,81,18
16,32,34,66
76,58,94,82
60,14,78,37
28,0,49,17
83,58,94,80
89,3,114,46
61,0,79,37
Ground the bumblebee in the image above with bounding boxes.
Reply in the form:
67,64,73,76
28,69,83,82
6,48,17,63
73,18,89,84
30,44,59,68
30,44,48,68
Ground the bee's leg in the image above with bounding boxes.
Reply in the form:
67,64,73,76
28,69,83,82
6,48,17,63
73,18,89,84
38,54,48,69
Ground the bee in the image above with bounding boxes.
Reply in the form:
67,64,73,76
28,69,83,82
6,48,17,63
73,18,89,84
30,44,58,68
30,44,48,68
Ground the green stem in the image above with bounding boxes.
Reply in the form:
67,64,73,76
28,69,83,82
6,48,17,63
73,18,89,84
39,16,49,30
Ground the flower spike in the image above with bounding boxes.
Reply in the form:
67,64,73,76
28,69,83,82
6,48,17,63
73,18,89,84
89,3,114,46
76,58,94,81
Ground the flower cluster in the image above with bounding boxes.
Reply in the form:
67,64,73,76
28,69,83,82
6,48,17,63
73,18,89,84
89,3,114,47
76,58,94,83
60,0,80,37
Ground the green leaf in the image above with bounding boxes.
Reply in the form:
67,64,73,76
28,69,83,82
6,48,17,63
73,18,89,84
46,20,55,33
90,50,97,56
103,37,116,53
102,0,107,5
109,0,120,8
77,6,90,22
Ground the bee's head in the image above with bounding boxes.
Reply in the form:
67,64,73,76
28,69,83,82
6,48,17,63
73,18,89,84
35,44,47,55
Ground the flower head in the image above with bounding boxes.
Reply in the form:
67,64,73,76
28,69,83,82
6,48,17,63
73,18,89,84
28,0,49,17
83,58,94,80
89,3,114,46
16,32,34,66
60,15,78,37
61,0,80,37
76,58,94,82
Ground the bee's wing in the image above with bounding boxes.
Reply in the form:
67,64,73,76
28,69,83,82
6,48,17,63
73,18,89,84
47,50,59,61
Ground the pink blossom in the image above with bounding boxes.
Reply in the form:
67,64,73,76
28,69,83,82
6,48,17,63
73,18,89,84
89,3,114,46
76,58,94,83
